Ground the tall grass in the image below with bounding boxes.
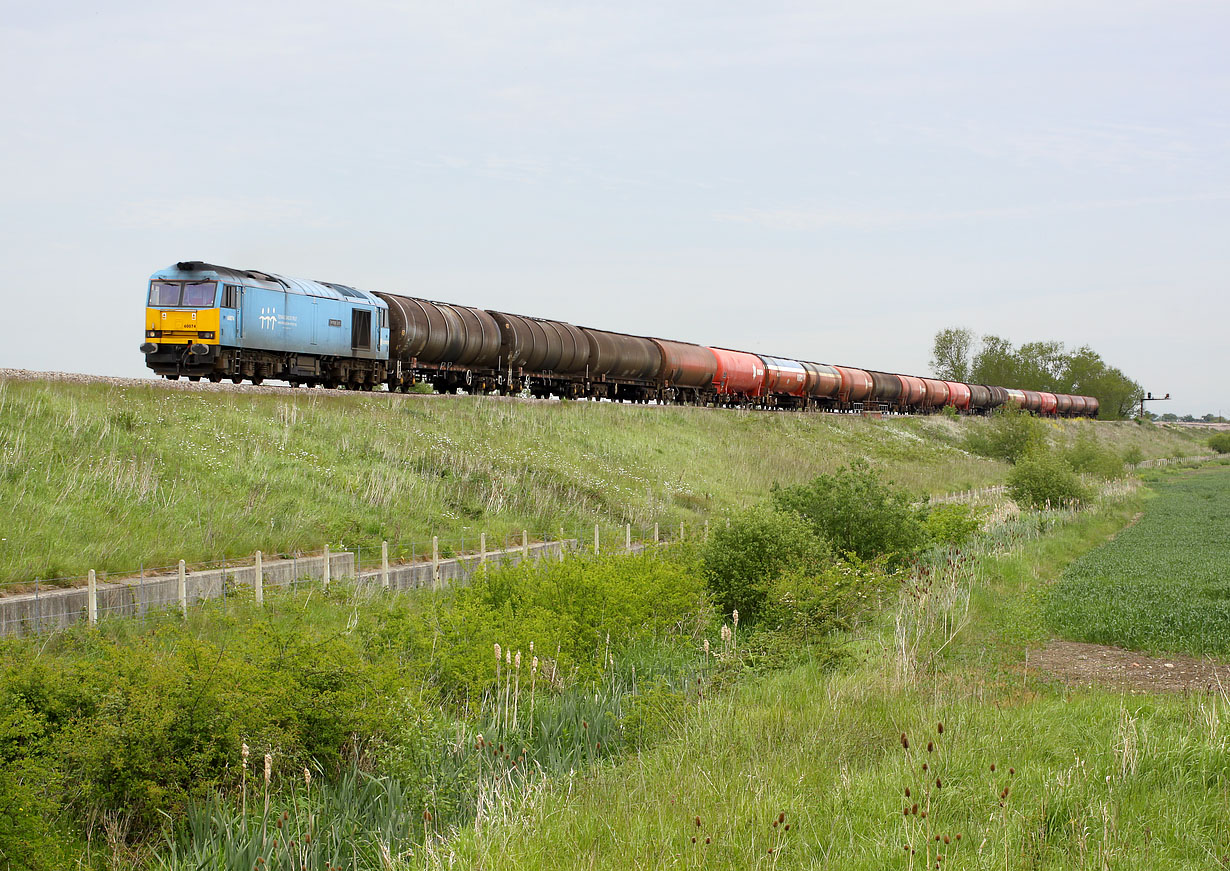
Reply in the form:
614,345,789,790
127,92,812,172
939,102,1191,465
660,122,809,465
426,479,1230,870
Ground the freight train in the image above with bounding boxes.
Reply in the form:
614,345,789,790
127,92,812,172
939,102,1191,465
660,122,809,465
140,262,1100,418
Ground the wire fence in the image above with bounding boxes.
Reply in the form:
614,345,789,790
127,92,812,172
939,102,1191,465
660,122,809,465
0,520,706,639
3,453,1218,638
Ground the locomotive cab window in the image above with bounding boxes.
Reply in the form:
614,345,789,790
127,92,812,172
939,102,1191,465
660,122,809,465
221,285,240,308
148,281,181,306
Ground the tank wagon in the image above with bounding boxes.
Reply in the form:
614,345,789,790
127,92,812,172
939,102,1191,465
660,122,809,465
141,262,1100,417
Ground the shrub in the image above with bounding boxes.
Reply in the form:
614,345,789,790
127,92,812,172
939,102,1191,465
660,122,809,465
770,460,929,565
701,506,830,621
1209,433,1230,454
1122,446,1145,466
1063,430,1127,480
964,407,1046,464
923,503,985,547
1008,447,1088,509
763,556,892,641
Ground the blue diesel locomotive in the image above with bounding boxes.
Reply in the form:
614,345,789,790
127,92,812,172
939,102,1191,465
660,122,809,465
141,262,390,388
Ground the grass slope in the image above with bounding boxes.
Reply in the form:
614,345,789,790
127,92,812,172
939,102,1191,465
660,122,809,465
1045,463,1230,656
0,377,1203,584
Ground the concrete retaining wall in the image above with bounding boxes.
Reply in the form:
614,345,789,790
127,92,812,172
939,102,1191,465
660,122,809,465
0,541,580,637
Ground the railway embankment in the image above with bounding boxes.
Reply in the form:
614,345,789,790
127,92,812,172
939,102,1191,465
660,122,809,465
0,371,1208,587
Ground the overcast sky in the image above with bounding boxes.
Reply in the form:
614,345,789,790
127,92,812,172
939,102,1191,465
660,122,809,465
2,0,1227,415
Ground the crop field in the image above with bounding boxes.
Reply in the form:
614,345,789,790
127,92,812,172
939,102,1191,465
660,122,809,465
1045,463,1230,656
0,376,1202,585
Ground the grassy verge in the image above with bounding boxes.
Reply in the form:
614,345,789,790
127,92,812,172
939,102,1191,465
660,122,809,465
1044,463,1230,656
432,480,1230,870
0,378,1205,585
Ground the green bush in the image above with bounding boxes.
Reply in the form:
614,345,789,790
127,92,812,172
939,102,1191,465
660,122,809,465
1063,430,1127,480
1209,433,1230,454
964,407,1046,464
700,506,830,621
1122,446,1145,466
1008,447,1089,509
763,556,892,641
771,460,929,565
923,502,986,547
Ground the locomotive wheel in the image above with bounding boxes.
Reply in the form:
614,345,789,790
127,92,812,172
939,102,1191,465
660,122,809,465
324,379,339,390
164,374,179,381
188,376,200,382
231,376,242,384
208,374,222,383
251,376,264,386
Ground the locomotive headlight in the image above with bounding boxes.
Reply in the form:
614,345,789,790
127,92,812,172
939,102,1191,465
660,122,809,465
146,329,162,338
197,331,216,339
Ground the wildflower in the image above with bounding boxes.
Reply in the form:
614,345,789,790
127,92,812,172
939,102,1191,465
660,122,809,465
901,733,910,750
515,651,522,669
495,643,501,661
532,656,539,674
242,742,250,768
264,753,272,785
732,609,739,627
703,639,710,656
304,767,312,789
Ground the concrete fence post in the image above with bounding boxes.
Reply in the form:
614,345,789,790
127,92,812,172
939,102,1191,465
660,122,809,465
381,541,390,589
653,522,659,544
87,569,97,626
680,522,685,542
432,536,440,589
594,524,600,555
178,560,187,616
625,523,631,553
522,529,529,559
480,532,487,565
254,551,263,606
323,545,331,590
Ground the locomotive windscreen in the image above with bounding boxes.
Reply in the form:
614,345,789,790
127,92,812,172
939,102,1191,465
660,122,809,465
149,281,217,307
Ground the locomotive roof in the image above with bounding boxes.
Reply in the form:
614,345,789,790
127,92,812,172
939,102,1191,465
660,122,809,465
152,261,386,308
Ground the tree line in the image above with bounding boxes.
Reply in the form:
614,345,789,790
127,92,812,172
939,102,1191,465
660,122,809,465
930,328,1142,419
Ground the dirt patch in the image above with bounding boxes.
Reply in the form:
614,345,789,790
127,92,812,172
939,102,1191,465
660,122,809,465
1032,640,1230,694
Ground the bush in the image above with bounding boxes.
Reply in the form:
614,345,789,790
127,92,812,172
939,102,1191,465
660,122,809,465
923,503,985,547
1063,430,1127,480
770,460,929,565
1008,447,1089,509
1122,446,1145,466
701,506,830,621
964,407,1046,464
1209,433,1230,454
763,556,892,641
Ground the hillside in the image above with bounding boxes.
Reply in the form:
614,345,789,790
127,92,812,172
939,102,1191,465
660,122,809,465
0,371,1206,585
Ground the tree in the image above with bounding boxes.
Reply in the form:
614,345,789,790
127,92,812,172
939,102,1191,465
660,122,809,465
930,328,975,381
935,329,1143,420
969,335,1017,387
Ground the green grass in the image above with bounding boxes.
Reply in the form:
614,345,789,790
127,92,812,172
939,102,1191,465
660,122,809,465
0,378,1203,585
420,482,1230,871
1045,464,1230,656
